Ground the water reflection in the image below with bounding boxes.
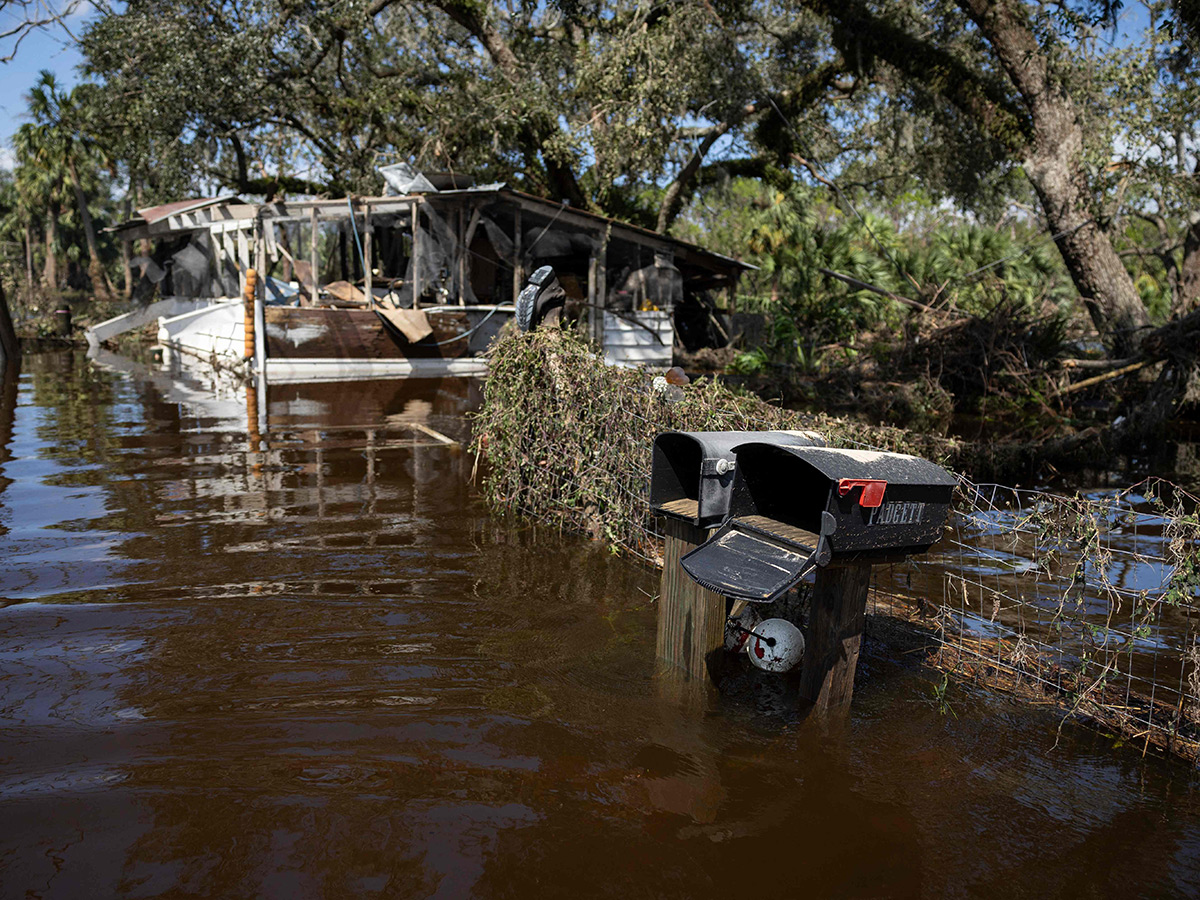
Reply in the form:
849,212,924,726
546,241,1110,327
1,350,1199,897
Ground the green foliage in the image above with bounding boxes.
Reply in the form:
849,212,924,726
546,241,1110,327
75,0,823,213
677,177,1077,366
10,72,121,295
4,0,1196,333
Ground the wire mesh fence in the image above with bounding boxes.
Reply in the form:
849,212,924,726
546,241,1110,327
473,329,1200,762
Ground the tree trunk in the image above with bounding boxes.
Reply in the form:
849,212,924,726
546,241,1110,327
43,207,59,290
23,222,34,290
657,121,734,233
432,0,590,210
121,195,134,299
1178,215,1200,316
67,157,112,299
957,0,1150,357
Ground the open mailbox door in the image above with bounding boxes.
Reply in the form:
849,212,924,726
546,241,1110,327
680,445,957,601
650,430,825,529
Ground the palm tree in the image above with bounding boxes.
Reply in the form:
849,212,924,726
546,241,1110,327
12,121,67,291
16,72,113,298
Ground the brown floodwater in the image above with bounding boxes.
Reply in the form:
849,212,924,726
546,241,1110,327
3,348,1200,898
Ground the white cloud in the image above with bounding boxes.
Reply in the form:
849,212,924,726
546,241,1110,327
0,146,14,172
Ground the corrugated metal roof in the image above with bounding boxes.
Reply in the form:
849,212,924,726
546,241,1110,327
136,196,240,224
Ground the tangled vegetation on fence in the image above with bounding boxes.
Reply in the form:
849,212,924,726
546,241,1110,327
474,327,965,560
473,326,1200,764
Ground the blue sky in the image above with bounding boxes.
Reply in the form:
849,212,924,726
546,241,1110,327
0,10,88,169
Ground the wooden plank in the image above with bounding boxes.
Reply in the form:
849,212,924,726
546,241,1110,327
464,207,482,248
363,202,373,306
309,206,320,305
737,515,819,547
457,205,467,306
407,421,457,445
509,192,678,255
264,220,278,262
656,518,725,680
254,228,267,368
597,226,608,311
263,307,470,360
511,207,522,303
594,229,609,345
588,247,598,326
411,201,422,306
657,498,698,520
798,562,872,713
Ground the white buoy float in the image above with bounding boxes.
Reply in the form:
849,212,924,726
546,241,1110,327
745,618,806,673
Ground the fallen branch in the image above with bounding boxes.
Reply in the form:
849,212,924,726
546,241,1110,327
1060,356,1140,371
1057,359,1152,396
817,267,937,314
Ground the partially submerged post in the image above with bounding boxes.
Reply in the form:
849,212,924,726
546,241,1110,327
0,281,19,366
800,563,874,712
243,268,258,361
655,517,725,680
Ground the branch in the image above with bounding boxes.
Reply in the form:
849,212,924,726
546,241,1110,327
656,118,738,232
817,267,937,314
0,0,93,63
798,0,1030,152
430,0,588,208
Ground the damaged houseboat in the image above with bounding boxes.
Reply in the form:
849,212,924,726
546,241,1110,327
88,172,752,383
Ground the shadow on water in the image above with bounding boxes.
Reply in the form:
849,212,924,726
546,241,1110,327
2,349,1200,898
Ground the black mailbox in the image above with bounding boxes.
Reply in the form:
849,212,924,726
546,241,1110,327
651,430,825,528
680,445,957,601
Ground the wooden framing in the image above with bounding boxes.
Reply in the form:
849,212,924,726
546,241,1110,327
309,206,319,305
411,200,422,305
363,201,373,307
511,207,522,304
105,188,753,327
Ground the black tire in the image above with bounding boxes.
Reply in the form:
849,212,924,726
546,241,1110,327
516,265,557,332
516,281,538,332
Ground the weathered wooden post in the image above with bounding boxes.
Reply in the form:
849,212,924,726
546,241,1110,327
511,207,522,304
411,201,422,306
655,517,725,680
798,562,873,712
363,201,373,308
309,206,320,306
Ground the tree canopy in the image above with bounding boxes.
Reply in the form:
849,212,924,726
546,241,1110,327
2,0,1198,354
